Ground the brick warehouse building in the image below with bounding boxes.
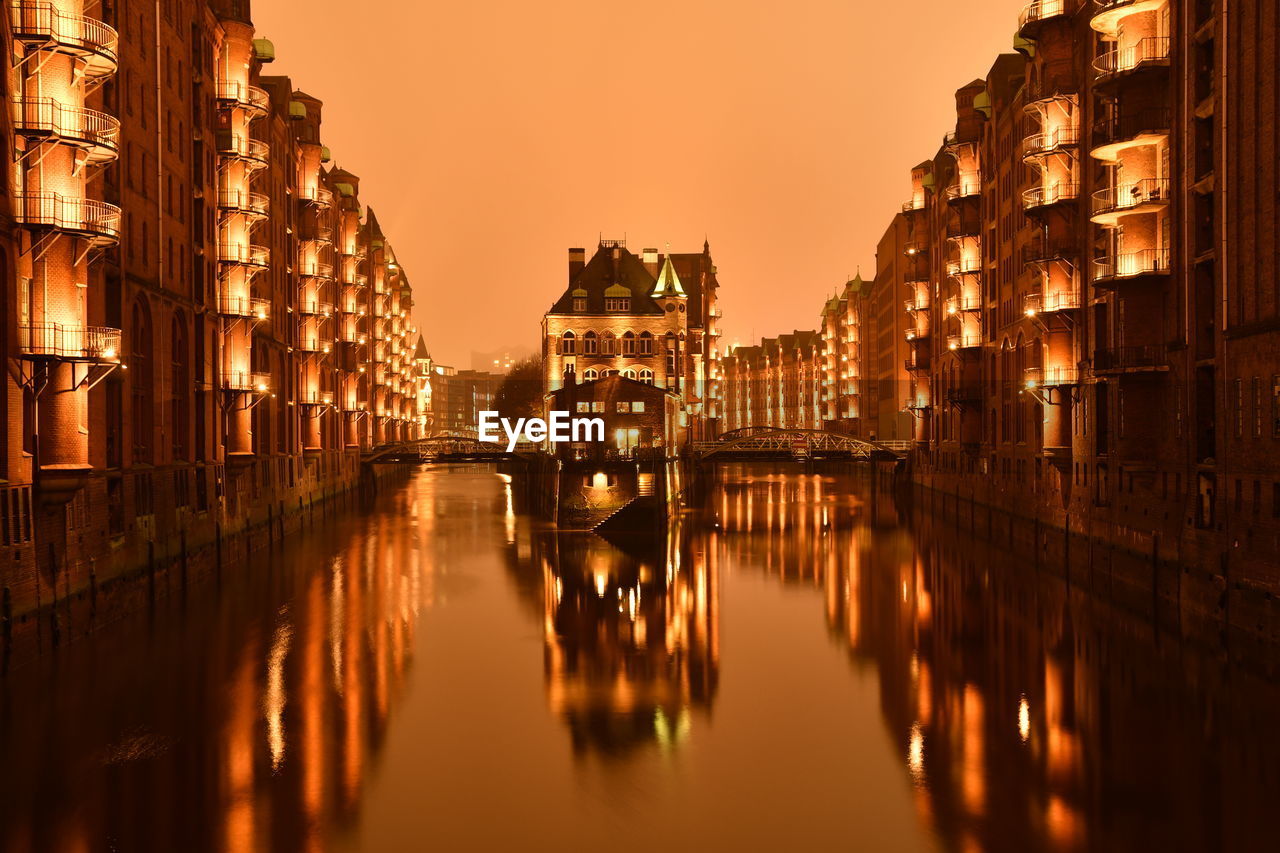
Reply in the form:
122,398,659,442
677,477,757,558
1,0,428,627
731,0,1279,630
542,239,722,442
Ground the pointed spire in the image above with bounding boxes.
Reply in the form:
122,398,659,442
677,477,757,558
652,254,686,297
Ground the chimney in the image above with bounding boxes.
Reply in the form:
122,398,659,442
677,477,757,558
568,247,585,280
642,247,659,278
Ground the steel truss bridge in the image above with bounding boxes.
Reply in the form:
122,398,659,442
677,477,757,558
694,427,906,462
364,435,540,464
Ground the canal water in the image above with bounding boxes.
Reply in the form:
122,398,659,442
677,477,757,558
2,465,1277,851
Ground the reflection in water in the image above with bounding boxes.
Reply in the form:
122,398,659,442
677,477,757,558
1,464,1277,850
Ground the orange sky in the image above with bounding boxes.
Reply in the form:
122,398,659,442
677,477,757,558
253,0,1026,366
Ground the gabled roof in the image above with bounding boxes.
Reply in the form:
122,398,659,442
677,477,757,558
547,243,665,316
652,256,686,297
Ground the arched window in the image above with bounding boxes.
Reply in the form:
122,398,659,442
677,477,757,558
171,313,189,461
665,332,677,374
131,298,153,464
638,331,653,355
561,330,576,355
601,331,615,355
639,368,654,385
583,368,598,381
622,331,636,355
622,368,637,380
583,330,598,354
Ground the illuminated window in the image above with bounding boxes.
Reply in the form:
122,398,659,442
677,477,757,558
583,368,598,381
605,297,630,312
639,331,653,354
573,297,587,312
617,401,630,413
639,369,654,385
561,331,575,355
576,402,590,413
583,330,597,354
633,401,645,413
622,332,636,355
601,332,615,354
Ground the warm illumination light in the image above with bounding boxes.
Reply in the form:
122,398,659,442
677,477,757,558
1018,694,1030,742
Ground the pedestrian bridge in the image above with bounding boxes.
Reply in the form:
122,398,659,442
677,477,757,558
693,427,906,462
364,435,541,464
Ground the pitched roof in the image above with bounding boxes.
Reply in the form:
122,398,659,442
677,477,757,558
547,243,665,316
652,256,686,297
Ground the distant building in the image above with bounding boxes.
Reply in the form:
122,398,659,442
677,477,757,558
721,331,824,432
471,345,535,374
541,239,722,441
430,366,500,436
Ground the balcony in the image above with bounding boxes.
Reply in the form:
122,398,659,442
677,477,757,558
946,257,981,278
903,241,928,258
297,336,333,354
1091,0,1168,36
905,327,928,343
1092,248,1171,286
1021,239,1077,265
218,243,270,268
947,333,982,351
1092,344,1168,374
299,225,333,245
299,390,335,407
904,295,929,313
1018,0,1071,36
217,133,269,167
904,357,930,373
10,1,118,78
298,300,334,318
1024,366,1080,388
903,397,930,411
14,192,121,246
945,174,981,203
18,323,120,362
945,295,981,314
215,81,270,116
216,189,269,218
298,260,334,280
1024,289,1081,315
12,98,120,164
1090,107,1171,161
298,185,334,207
1021,125,1079,160
1091,177,1170,224
901,198,926,215
1094,37,1172,83
218,294,269,320
1022,182,1079,212
944,384,983,405
946,216,981,240
222,371,271,393
341,272,368,288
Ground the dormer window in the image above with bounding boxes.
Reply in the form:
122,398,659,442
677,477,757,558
605,297,630,312
573,297,587,312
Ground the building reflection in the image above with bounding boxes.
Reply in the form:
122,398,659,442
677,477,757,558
711,463,1280,851
524,525,719,758
0,480,429,853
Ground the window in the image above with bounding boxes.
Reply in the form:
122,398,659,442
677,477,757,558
601,332,615,355
639,369,654,385
622,332,636,355
605,298,630,312
583,331,597,354
590,401,604,413
561,331,575,355
639,331,653,354
573,297,587,312
632,401,645,413
617,401,631,413
583,368,598,381
1235,378,1243,437
1254,377,1262,438
171,314,189,460
576,402,590,413
622,368,636,379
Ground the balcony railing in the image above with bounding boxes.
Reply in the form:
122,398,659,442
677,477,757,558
299,390,335,406
1021,240,1077,264
222,371,271,393
341,272,368,288
1018,0,1070,33
14,192,121,246
1090,107,1171,158
218,243,270,268
904,296,929,313
1094,37,1171,81
300,225,333,245
12,98,120,163
1024,289,1081,315
1024,365,1080,388
1021,125,1080,159
1093,345,1168,373
1091,177,1170,219
297,336,332,354
946,257,982,277
298,300,334,317
945,295,981,314
1093,248,1171,283
18,323,120,361
10,1,118,78
215,81,270,114
217,133,269,165
905,357,929,373
947,333,982,350
216,189,269,217
298,185,334,207
219,294,269,320
905,327,928,343
945,174,981,202
1022,182,1079,211
903,397,930,411
298,260,334,279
